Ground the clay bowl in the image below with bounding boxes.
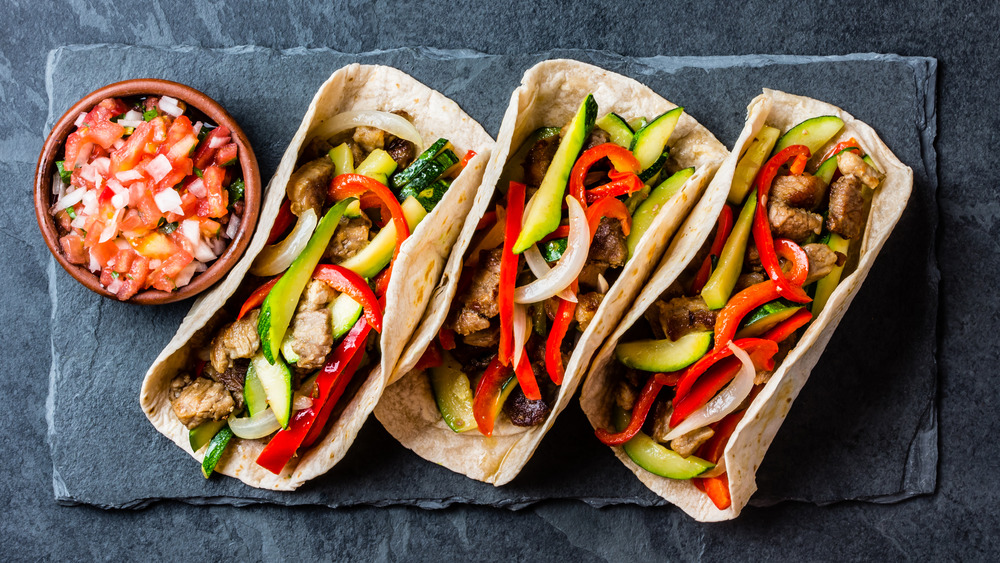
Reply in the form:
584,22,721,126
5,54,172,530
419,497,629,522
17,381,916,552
35,78,260,304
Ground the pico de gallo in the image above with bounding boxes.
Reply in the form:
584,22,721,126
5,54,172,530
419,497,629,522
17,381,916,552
49,95,244,300
167,109,474,478
419,95,699,437
596,114,885,510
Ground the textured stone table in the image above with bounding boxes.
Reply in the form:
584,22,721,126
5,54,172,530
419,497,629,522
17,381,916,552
3,1,998,559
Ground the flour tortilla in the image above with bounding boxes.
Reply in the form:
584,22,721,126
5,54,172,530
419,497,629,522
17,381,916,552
579,89,914,521
140,64,492,490
375,59,727,485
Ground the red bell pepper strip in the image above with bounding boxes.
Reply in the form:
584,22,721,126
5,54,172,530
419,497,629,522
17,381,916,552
595,374,664,446
476,210,497,231
312,264,383,334
438,327,456,351
372,267,391,298
753,145,812,304
569,143,642,208
711,280,782,353
690,205,735,295
459,150,477,168
256,318,370,472
498,181,526,366
668,341,777,427
584,169,645,203
820,137,862,162
473,355,513,437
546,281,578,385
329,174,411,264
514,349,541,401
237,277,280,320
773,238,809,286
692,408,749,510
585,195,632,238
300,337,368,450
413,341,444,371
667,337,777,402
762,308,813,343
267,199,295,245
541,225,570,242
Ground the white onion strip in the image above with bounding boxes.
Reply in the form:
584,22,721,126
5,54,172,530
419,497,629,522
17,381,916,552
52,187,86,212
523,244,578,303
512,304,532,368
514,196,590,304
308,110,422,152
664,341,755,441
228,408,281,439
250,209,318,276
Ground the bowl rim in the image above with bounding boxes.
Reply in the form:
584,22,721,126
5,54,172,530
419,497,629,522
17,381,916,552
34,78,261,305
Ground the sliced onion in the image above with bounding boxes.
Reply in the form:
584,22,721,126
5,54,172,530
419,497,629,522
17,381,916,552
73,112,87,128
146,154,172,183
52,187,86,212
192,121,204,136
698,456,727,479
250,208,318,276
225,213,241,240
664,341,755,441
512,303,532,368
153,187,183,214
309,110,422,152
597,273,610,294
208,135,230,149
514,196,590,304
115,169,143,183
465,206,506,268
228,408,281,439
158,95,184,117
523,244,578,303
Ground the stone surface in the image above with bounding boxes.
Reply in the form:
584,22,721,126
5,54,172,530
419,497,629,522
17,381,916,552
2,0,998,559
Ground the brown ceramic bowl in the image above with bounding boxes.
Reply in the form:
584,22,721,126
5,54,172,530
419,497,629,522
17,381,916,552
35,78,260,305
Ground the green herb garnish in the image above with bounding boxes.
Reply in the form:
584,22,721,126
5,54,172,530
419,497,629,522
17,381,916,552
56,161,72,184
540,238,568,262
194,168,204,178
66,207,77,220
228,178,245,204
143,109,158,121
157,218,179,235
111,271,120,279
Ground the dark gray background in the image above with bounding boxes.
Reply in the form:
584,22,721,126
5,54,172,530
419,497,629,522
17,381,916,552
4,1,997,560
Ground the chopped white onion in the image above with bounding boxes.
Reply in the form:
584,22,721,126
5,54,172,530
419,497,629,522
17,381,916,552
187,177,206,198
98,208,122,243
70,214,87,230
292,394,314,411
192,121,204,136
153,187,183,214
145,154,172,183
193,241,217,263
228,408,281,439
118,109,143,128
512,304,532,369
194,262,208,273
88,250,101,272
597,273,610,294
92,156,110,177
115,238,131,250
664,341,755,441
74,112,87,128
115,169,143,183
73,142,93,169
514,196,590,304
106,278,123,294
225,214,241,240
52,187,86,212
210,237,225,255
523,243,578,303
309,110,423,152
53,170,65,196
250,209,318,276
111,193,128,209
82,189,98,216
208,135,230,149
174,260,199,288
180,219,201,247
157,95,184,117
80,162,98,184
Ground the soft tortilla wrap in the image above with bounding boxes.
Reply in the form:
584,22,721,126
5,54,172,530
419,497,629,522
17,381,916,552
580,89,914,520
375,59,727,485
140,64,492,490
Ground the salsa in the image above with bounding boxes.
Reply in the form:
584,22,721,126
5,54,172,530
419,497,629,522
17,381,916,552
49,95,243,300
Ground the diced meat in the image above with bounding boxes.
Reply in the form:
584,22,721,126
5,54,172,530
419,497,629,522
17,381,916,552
209,309,261,374
385,137,416,170
615,379,639,412
745,244,763,272
574,292,604,332
578,261,610,289
214,359,248,410
169,374,235,429
503,384,551,427
654,296,717,341
287,309,333,370
768,200,823,242
299,279,338,312
589,218,628,267
803,243,840,285
582,127,611,151
448,248,503,335
450,346,496,374
462,324,500,348
734,271,767,293
522,135,559,187
324,214,371,263
651,399,673,443
826,174,866,239
837,151,883,189
770,173,826,210
287,157,335,216
352,126,385,154
349,141,365,165
301,137,334,163
670,426,715,458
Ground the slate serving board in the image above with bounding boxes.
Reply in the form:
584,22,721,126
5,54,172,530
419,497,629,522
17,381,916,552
45,45,937,509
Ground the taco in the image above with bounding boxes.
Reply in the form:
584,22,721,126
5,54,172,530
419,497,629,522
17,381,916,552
374,59,727,485
140,64,492,490
580,89,913,520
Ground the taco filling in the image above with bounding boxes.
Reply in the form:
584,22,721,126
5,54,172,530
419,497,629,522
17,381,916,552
595,116,885,509
169,110,475,478
415,94,698,437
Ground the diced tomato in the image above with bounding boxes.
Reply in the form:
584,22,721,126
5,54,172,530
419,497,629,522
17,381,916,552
69,166,94,190
214,143,238,166
132,232,179,260
83,214,105,249
133,188,164,229
64,131,93,171
149,116,168,143
198,218,222,238
118,255,150,299
55,209,73,232
89,240,119,270
198,165,228,218
59,233,87,265
86,119,126,149
85,98,128,126
110,120,154,174
148,249,193,292
169,230,195,256
193,125,231,170
119,208,146,235
155,157,193,192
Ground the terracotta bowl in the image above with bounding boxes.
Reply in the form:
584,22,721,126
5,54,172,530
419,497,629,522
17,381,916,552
35,78,261,305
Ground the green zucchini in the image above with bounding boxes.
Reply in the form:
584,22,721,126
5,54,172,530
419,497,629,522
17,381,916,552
430,354,477,433
201,426,233,478
736,299,803,338
540,238,568,262
630,108,682,174
627,168,694,258
638,150,669,184
391,138,451,189
701,191,756,309
189,419,227,452
615,331,712,373
614,407,714,479
729,126,780,205
596,112,634,148
394,150,458,202
355,149,398,186
330,292,364,341
340,196,428,279
497,127,562,191
628,117,648,131
328,143,354,176
812,233,851,316
773,116,844,158
399,179,450,213
243,363,268,417
250,351,293,428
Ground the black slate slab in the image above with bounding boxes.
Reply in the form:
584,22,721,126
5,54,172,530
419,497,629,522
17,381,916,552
45,45,937,510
